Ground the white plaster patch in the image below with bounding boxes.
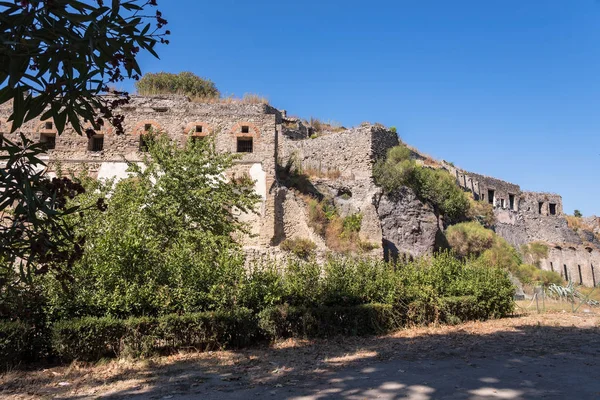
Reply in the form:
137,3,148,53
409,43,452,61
97,162,135,181
249,162,267,200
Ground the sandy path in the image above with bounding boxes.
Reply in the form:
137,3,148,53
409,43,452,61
1,311,599,399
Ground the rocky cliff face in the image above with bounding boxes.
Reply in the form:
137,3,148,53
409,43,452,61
375,187,442,260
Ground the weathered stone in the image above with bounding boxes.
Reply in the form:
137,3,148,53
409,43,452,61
376,187,442,260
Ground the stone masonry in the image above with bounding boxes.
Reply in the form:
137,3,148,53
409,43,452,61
1,95,598,286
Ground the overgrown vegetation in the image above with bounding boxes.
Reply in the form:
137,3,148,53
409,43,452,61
0,251,515,364
373,145,470,222
520,242,549,266
467,197,496,227
306,198,373,254
446,222,563,287
306,117,346,134
135,72,219,98
281,238,317,259
512,264,563,287
0,137,518,367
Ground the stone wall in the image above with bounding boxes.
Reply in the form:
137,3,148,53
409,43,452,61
0,95,282,245
279,124,398,180
540,245,600,287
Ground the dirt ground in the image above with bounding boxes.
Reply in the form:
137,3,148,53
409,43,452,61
1,309,599,400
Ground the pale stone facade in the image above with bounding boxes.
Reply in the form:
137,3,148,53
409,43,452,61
1,95,598,286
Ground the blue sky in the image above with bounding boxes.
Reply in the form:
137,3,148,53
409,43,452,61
126,0,600,216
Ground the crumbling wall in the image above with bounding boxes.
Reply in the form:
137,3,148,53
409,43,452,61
540,245,600,287
0,95,282,246
279,124,398,180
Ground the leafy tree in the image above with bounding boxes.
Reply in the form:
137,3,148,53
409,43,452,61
0,135,90,292
135,71,219,98
0,0,169,135
45,135,261,318
574,209,583,218
0,0,168,287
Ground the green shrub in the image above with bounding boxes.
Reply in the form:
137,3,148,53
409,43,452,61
258,303,401,339
536,270,564,287
342,213,363,234
52,316,126,360
51,309,259,361
280,238,317,259
480,237,522,272
446,221,496,258
135,71,219,98
520,242,549,266
513,264,563,287
44,135,260,319
373,145,470,222
0,320,48,367
467,197,495,227
441,295,483,323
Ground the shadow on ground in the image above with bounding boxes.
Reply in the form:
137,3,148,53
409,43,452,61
2,315,600,399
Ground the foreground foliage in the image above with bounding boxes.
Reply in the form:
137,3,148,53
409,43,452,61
0,250,514,365
44,135,260,319
1,0,168,135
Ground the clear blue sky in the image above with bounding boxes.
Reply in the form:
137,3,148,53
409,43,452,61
126,0,600,216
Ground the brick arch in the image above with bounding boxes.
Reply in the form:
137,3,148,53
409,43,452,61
183,121,212,136
36,119,58,135
132,120,163,135
230,121,260,138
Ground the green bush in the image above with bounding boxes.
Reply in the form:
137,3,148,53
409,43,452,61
520,242,549,266
513,264,563,287
342,213,363,234
258,304,401,339
44,135,260,319
0,320,48,367
52,316,126,360
280,238,317,259
441,295,483,323
373,145,470,222
51,309,259,361
135,71,219,98
446,221,496,258
467,198,496,227
480,237,522,272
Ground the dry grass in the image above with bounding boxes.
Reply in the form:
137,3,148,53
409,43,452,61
187,93,269,105
565,216,600,243
307,117,346,133
302,165,342,180
305,198,374,254
566,216,590,231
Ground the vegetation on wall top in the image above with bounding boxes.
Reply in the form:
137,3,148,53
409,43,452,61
135,72,219,98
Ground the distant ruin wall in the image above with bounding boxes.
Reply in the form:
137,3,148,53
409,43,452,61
540,245,599,287
280,125,398,180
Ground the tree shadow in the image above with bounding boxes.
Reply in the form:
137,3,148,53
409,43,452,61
3,316,599,399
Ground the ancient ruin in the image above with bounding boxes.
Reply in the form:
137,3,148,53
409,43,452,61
1,94,598,286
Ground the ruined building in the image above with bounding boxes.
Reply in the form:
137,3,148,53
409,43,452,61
1,95,598,286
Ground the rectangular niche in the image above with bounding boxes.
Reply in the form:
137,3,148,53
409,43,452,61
236,137,253,153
